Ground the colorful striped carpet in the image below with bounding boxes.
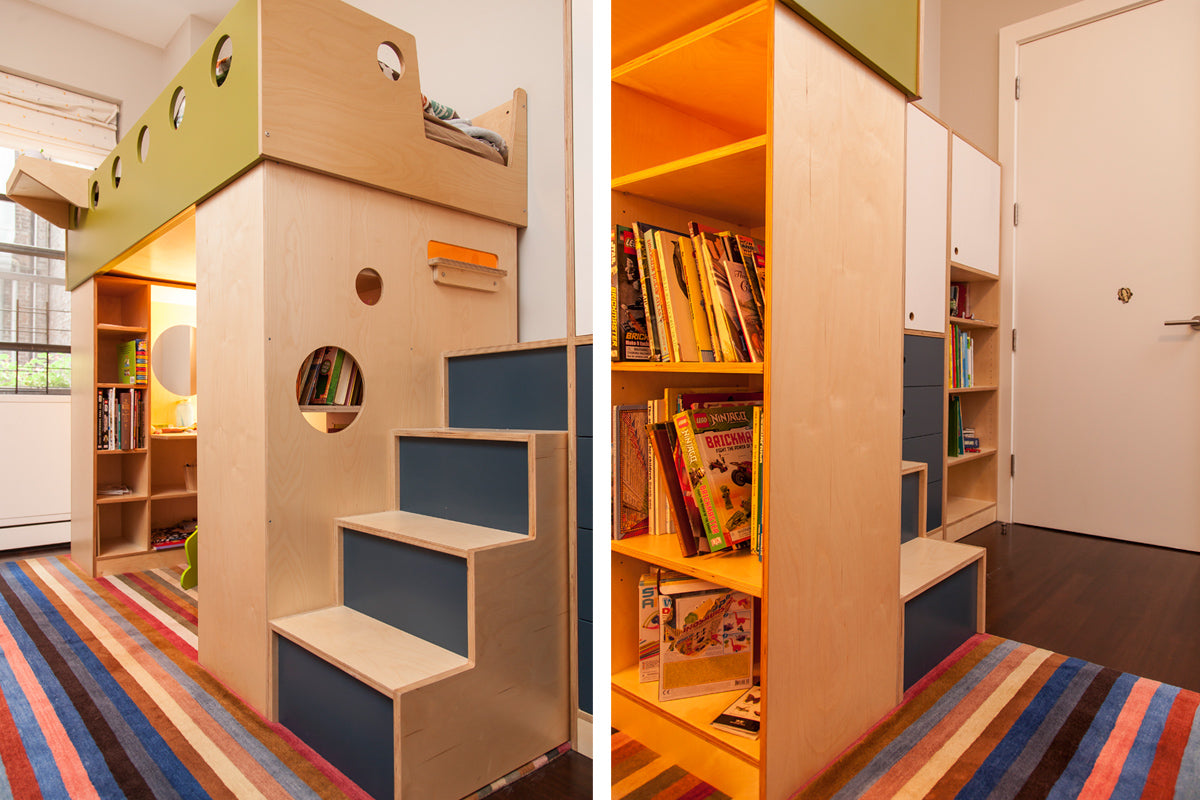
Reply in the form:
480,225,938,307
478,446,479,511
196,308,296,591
797,634,1200,799
615,634,1200,799
0,555,372,799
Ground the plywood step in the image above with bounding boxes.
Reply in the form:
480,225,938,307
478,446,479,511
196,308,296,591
337,510,527,555
899,536,985,603
271,606,468,696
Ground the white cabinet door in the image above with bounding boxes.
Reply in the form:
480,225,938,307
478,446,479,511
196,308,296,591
904,105,948,333
950,135,1000,275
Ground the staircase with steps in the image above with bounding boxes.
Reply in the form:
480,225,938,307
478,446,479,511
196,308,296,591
269,343,571,800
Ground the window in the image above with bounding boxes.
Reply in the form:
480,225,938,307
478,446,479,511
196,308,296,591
0,73,118,394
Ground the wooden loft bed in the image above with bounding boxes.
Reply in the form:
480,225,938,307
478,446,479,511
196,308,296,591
7,0,528,291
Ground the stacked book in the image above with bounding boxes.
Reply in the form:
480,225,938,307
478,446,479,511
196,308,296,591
611,222,766,363
118,338,148,384
151,517,197,550
613,390,764,559
297,347,364,406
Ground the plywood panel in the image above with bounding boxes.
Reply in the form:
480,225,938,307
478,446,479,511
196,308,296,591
259,160,517,628
763,8,905,797
70,280,97,571
196,164,271,709
259,0,527,227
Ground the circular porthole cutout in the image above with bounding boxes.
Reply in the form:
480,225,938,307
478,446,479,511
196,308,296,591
91,181,100,209
296,346,364,433
137,126,151,163
170,87,186,129
377,42,404,81
356,268,382,305
213,35,233,87
112,157,122,188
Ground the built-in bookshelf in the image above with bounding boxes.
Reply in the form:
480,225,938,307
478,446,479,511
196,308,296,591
944,133,1002,541
74,275,198,576
611,3,906,797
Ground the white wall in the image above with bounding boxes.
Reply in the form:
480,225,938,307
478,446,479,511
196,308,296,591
347,0,571,343
0,0,165,140
0,396,70,547
572,0,593,337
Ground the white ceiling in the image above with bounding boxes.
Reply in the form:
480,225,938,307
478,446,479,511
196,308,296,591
25,0,236,48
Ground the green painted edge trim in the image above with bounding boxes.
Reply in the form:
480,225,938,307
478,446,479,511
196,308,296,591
780,0,920,98
68,0,261,289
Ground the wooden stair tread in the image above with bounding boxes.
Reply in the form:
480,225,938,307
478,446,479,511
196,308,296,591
442,339,568,359
392,426,565,441
336,509,527,554
271,606,469,695
900,537,985,603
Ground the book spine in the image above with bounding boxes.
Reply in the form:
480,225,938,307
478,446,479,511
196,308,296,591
610,226,620,361
632,225,663,361
643,231,675,362
656,232,697,362
678,234,715,361
688,224,725,362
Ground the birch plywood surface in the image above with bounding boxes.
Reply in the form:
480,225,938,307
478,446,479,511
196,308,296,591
763,8,906,798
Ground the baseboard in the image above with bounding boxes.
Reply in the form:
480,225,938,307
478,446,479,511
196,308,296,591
575,711,593,758
0,520,70,551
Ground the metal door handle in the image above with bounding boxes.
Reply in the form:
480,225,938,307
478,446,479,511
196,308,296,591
1164,315,1200,329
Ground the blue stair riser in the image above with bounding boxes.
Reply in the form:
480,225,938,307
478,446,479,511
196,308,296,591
397,437,529,534
277,636,395,800
447,347,568,430
903,561,979,690
342,529,469,657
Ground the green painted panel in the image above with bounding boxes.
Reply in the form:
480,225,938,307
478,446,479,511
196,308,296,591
68,0,261,288
782,0,920,97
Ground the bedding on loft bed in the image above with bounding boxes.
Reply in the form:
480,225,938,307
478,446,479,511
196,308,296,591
417,90,509,166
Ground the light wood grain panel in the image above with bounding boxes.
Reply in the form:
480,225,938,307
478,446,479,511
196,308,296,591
612,84,751,178
260,162,517,633
93,547,187,577
70,280,97,571
944,499,997,542
612,0,765,67
195,164,271,709
762,8,905,798
335,510,526,555
611,535,763,597
5,156,91,228
259,0,526,227
899,536,984,602
395,433,568,800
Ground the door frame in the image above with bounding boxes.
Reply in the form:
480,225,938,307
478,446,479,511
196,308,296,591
997,0,1163,523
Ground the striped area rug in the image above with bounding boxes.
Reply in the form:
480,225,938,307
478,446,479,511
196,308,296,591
611,730,730,800
0,556,371,799
798,634,1200,799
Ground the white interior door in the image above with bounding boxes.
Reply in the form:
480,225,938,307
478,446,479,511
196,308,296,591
1012,0,1200,551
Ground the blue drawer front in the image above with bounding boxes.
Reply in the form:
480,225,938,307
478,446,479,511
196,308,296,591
904,335,945,387
904,562,978,690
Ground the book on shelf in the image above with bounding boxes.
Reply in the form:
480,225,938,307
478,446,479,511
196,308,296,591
118,338,147,384
311,348,344,405
949,395,964,457
151,518,197,551
673,404,757,552
720,257,765,363
658,580,753,702
962,426,980,454
690,223,750,362
647,422,700,558
611,225,651,362
638,571,660,682
613,404,650,540
950,328,975,389
632,221,669,362
950,281,970,318
676,230,716,362
711,683,761,739
729,234,767,323
654,227,705,362
751,406,763,560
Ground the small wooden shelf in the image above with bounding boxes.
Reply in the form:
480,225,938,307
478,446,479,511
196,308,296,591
97,382,148,389
612,361,764,376
96,538,148,559
299,405,363,413
947,447,997,467
151,487,197,500
613,4,769,135
612,136,767,228
945,495,996,525
151,432,197,440
96,448,149,455
612,535,762,597
96,493,147,504
950,263,998,282
948,385,997,394
948,316,997,330
96,323,149,335
612,665,760,764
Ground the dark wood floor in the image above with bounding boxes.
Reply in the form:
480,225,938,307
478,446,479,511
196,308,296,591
961,522,1200,693
488,750,593,799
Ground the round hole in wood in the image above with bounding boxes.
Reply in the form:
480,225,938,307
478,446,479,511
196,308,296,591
908,311,915,321
356,268,382,305
377,42,404,81
112,157,122,188
170,87,186,129
213,35,233,87
137,126,151,163
296,346,364,433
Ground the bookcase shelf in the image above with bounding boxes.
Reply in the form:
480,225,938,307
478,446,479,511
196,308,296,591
612,4,905,797
612,665,761,763
612,136,768,228
949,385,998,394
76,274,198,576
949,316,997,330
947,447,997,467
612,535,763,597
